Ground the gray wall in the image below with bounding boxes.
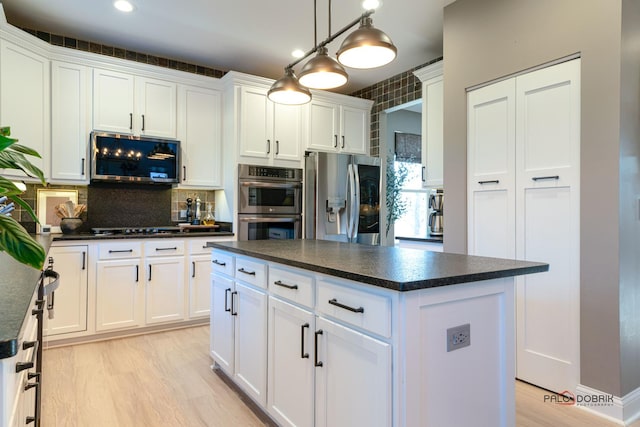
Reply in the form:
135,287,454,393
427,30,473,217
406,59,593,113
619,0,640,395
443,0,628,395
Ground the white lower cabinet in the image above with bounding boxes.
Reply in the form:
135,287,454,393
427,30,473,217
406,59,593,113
267,297,314,427
210,274,235,373
210,251,268,405
96,258,143,332
145,256,185,324
212,255,392,426
314,316,391,427
189,254,212,318
233,281,268,406
44,245,88,336
144,240,186,324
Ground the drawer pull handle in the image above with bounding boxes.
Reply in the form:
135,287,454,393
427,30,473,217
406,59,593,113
192,261,196,278
422,166,426,182
301,323,310,359
478,180,499,185
532,175,560,181
314,329,323,367
155,247,177,251
148,264,152,281
22,341,37,350
328,298,364,313
109,249,133,254
237,268,256,276
24,381,38,391
212,259,226,266
16,361,34,373
224,288,231,312
274,280,298,290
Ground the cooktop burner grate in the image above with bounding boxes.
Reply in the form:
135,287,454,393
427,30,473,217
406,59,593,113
91,226,181,236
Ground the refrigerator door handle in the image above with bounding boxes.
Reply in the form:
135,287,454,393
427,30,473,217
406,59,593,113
345,163,360,242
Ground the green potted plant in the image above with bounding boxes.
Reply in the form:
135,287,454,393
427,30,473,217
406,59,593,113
0,127,46,269
385,155,410,237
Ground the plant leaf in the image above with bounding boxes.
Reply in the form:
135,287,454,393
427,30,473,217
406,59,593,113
0,127,11,137
0,176,23,197
8,143,42,158
0,150,45,183
0,133,18,152
9,196,39,223
0,215,45,270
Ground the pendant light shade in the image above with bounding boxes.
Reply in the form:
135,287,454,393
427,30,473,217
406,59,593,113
298,46,348,89
267,68,312,105
337,16,397,69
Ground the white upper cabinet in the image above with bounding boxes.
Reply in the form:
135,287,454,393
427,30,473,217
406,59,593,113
305,94,372,155
93,68,177,138
51,61,91,183
238,85,303,165
178,84,222,188
0,39,50,180
414,61,443,188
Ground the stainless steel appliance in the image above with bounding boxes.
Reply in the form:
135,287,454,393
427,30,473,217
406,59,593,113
304,152,381,245
237,164,303,240
428,189,444,237
90,132,180,184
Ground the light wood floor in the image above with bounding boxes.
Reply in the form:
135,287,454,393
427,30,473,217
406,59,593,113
42,325,635,426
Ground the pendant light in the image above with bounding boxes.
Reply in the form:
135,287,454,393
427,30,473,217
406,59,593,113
336,16,397,69
298,0,348,90
267,68,312,105
267,1,397,105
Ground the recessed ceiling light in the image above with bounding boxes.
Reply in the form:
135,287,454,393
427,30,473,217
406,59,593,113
114,0,134,12
362,0,381,10
291,49,305,58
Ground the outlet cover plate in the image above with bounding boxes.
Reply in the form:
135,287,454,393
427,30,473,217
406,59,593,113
447,323,471,352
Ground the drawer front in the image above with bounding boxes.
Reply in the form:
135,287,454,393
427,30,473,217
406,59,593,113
269,264,314,309
234,257,267,289
316,279,391,338
211,250,235,277
188,238,213,255
145,240,185,256
98,241,143,260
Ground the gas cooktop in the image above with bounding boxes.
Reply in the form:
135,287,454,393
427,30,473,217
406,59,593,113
91,226,181,236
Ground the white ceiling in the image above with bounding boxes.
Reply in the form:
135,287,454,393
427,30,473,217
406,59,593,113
0,0,447,93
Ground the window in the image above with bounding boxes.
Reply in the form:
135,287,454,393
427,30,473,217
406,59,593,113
393,132,429,239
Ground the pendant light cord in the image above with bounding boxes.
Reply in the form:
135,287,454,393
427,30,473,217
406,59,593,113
328,0,332,38
313,0,317,48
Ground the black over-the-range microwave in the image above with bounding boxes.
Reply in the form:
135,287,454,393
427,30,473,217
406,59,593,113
90,132,181,184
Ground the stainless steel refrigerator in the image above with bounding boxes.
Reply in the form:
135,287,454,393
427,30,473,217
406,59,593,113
304,151,381,245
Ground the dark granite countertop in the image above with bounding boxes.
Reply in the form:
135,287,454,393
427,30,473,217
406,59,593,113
207,240,548,292
53,231,234,241
0,234,52,359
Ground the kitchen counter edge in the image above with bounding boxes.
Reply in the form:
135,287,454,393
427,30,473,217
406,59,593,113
0,234,52,359
206,240,549,292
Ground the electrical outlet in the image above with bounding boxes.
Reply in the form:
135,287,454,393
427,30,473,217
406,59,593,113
447,323,471,352
179,209,187,220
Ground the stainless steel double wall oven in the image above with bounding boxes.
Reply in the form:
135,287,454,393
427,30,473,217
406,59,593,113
237,164,303,240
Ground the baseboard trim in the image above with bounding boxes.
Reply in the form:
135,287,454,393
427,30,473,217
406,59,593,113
576,384,640,426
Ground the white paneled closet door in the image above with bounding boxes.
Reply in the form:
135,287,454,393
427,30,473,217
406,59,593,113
515,59,580,394
467,79,516,259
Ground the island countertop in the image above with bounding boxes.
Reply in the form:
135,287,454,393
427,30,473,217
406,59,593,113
0,234,52,359
206,240,549,292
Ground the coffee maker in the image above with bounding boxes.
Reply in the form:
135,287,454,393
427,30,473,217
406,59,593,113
428,189,443,237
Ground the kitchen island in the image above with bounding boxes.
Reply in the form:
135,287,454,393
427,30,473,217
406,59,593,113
207,240,548,427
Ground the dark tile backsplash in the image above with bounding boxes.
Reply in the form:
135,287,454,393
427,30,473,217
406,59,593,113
15,183,216,233
20,27,227,79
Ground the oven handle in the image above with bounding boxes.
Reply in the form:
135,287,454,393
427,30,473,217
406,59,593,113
238,216,301,223
240,181,302,189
